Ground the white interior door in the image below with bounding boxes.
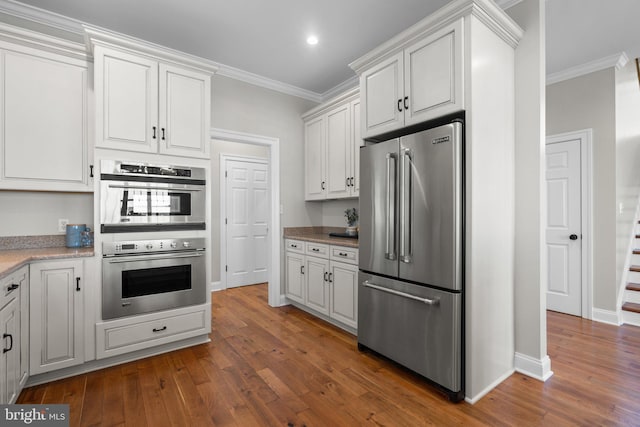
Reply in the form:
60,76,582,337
546,139,582,316
225,159,269,288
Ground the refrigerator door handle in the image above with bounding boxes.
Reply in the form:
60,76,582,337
363,281,440,305
400,147,412,263
385,153,397,260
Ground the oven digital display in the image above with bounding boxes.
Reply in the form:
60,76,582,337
121,243,136,250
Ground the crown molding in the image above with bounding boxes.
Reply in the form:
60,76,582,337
546,52,629,85
215,64,322,103
321,75,359,102
495,0,524,10
0,21,86,60
302,87,359,120
0,0,83,35
350,0,522,75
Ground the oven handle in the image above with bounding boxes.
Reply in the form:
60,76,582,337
107,184,204,192
104,252,204,263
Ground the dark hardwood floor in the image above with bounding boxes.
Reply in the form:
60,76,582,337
18,284,640,426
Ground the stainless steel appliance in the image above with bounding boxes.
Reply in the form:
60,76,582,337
100,160,206,233
102,237,206,319
358,120,464,401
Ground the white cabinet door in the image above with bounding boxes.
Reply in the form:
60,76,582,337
305,256,330,315
329,261,358,329
15,268,28,388
360,52,404,139
0,297,19,404
304,116,326,200
404,19,463,126
325,103,351,199
351,100,362,197
159,64,211,158
94,46,159,153
30,260,84,375
0,49,90,192
285,252,305,304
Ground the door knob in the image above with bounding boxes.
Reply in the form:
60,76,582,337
569,234,578,240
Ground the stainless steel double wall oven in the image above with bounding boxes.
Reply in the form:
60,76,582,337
99,161,208,320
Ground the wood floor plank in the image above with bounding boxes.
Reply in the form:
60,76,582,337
16,284,640,426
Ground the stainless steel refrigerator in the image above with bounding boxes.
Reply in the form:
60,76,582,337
358,120,463,401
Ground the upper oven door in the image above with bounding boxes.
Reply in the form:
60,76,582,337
100,179,206,232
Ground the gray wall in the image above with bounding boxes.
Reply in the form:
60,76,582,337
0,191,93,236
547,69,617,311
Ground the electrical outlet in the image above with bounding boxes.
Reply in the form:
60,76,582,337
58,218,69,233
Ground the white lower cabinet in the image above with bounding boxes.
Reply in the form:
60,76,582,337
29,260,84,375
95,304,210,359
0,266,28,404
285,238,358,330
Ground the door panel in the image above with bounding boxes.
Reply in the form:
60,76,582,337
398,122,462,291
304,116,326,200
359,139,399,278
326,103,351,198
546,140,581,316
305,256,329,315
226,160,270,288
361,52,404,138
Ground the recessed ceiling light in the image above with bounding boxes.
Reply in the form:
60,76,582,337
306,35,318,45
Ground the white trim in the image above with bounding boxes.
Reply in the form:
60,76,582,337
0,21,87,60
464,369,515,404
302,87,359,120
514,353,553,381
622,310,640,327
211,128,284,307
547,52,629,85
210,281,223,292
618,194,640,321
592,308,622,326
217,64,322,103
495,0,524,9
0,0,84,35
321,75,359,102
546,129,594,320
219,154,269,291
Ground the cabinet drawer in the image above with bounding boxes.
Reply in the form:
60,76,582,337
330,246,359,265
96,305,209,359
0,267,27,310
285,239,305,254
306,242,329,257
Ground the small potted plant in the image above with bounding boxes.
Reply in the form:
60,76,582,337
344,208,358,236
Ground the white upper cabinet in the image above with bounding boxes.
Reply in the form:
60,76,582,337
358,19,463,139
87,27,216,159
95,47,158,153
303,88,360,201
0,33,91,192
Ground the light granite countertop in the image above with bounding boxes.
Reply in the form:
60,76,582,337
283,226,359,248
0,246,94,280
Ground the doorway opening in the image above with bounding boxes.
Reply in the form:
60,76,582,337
211,128,282,307
545,129,593,319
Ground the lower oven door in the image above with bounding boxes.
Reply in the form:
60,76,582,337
102,251,206,320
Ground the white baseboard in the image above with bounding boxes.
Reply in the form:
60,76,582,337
465,368,515,405
592,308,621,325
210,281,223,292
278,294,288,306
514,353,553,381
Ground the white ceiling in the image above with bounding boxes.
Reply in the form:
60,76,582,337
4,0,640,99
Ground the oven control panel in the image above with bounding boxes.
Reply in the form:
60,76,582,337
103,238,205,256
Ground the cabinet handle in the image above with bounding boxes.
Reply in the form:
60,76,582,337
324,272,328,282
321,181,326,190
6,283,19,294
397,99,403,112
346,177,350,187
76,277,81,292
2,333,12,354
350,177,354,187
312,248,320,252
90,164,94,178
328,272,333,283
291,244,298,248
404,96,409,110
300,265,304,275
152,326,167,333
152,126,157,139
161,128,166,140
339,252,348,257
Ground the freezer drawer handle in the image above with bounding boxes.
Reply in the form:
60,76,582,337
363,281,439,306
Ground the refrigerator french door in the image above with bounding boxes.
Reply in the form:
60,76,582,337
358,120,463,401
